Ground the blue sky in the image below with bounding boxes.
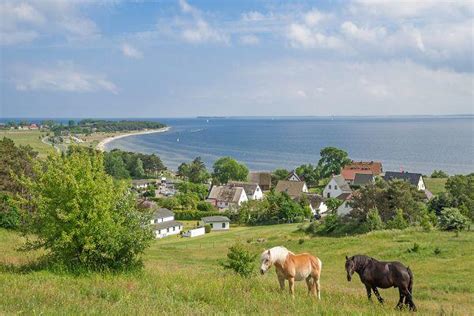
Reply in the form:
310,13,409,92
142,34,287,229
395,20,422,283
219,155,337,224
1,0,473,118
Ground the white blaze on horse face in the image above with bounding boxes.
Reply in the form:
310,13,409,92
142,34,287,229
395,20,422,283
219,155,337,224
260,250,272,274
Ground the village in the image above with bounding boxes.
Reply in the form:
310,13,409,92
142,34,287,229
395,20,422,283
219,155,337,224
132,160,433,239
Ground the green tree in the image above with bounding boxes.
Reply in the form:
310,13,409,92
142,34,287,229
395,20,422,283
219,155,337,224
104,152,130,179
212,157,249,184
438,207,470,231
132,158,145,178
0,193,20,229
445,174,474,219
295,164,320,187
317,147,351,178
221,243,257,278
431,170,449,178
19,148,153,270
325,197,343,214
386,209,409,230
365,208,384,231
177,157,210,183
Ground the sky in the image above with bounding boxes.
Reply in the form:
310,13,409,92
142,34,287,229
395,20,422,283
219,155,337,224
0,0,473,118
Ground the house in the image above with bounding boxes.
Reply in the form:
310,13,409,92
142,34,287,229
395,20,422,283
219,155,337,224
183,226,206,238
131,179,154,190
341,161,383,183
206,185,248,210
29,123,39,130
335,192,353,216
275,180,308,198
301,194,328,217
286,170,301,182
323,174,352,199
228,181,263,200
202,216,230,231
383,171,426,191
151,208,183,238
151,208,175,224
352,173,375,187
249,172,272,191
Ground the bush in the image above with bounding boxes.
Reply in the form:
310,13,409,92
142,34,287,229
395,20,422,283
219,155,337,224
220,243,257,278
365,208,384,231
431,170,449,178
438,207,470,231
407,243,420,253
386,209,409,230
19,148,154,271
204,224,212,233
174,210,229,221
0,193,20,229
197,201,217,212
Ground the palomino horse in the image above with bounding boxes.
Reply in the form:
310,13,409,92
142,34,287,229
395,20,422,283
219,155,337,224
345,255,416,311
260,246,322,298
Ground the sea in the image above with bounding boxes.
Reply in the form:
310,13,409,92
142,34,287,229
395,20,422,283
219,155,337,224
2,116,473,175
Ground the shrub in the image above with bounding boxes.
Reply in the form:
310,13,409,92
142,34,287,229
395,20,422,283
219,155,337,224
298,238,305,244
19,148,154,271
407,243,420,253
174,210,228,220
221,243,257,278
438,207,470,231
204,224,212,233
0,193,20,229
386,209,409,230
431,170,449,178
365,208,384,231
434,247,441,255
197,201,217,212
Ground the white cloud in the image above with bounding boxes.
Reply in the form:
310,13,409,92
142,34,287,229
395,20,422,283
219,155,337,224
341,21,386,42
241,11,265,22
240,34,259,45
0,0,100,45
13,62,117,94
121,43,143,59
287,23,342,49
304,9,326,26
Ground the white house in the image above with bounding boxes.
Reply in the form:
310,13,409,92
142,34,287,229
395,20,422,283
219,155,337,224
202,216,230,231
302,194,328,217
206,185,248,210
183,227,206,238
227,181,263,200
151,208,183,238
286,170,301,182
132,179,154,190
336,192,353,216
151,208,175,224
383,171,426,191
323,175,352,199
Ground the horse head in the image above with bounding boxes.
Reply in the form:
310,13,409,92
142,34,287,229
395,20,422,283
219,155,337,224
345,256,356,281
260,250,273,275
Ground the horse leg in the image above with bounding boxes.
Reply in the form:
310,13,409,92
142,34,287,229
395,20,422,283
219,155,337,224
305,276,312,294
278,275,286,291
365,285,372,301
288,277,295,297
403,289,417,311
314,277,321,300
372,287,384,304
396,288,405,310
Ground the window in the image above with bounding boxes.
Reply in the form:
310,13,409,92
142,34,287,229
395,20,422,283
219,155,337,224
222,223,226,228
328,185,331,189
210,223,213,228
327,193,330,198
335,185,338,190
167,228,169,232
173,226,175,231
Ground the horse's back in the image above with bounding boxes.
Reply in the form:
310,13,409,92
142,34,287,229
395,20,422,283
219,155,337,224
292,253,322,276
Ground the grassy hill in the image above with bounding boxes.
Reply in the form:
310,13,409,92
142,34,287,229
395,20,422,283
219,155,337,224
0,130,54,157
1,225,473,315
424,177,448,195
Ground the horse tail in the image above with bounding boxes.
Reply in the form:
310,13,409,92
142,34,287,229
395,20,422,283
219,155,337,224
407,266,414,296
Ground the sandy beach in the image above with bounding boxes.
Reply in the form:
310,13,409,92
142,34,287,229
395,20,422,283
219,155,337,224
96,126,170,151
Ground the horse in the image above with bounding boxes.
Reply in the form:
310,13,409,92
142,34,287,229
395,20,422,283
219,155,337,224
345,255,416,311
260,246,322,298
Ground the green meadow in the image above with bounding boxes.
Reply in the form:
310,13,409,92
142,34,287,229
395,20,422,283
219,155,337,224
0,130,54,157
1,225,473,315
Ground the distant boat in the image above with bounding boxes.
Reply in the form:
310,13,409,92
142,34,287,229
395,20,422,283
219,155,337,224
176,138,180,142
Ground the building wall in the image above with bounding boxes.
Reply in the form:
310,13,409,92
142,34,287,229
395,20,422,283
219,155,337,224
417,177,426,191
208,221,229,230
337,201,352,216
184,227,205,237
155,225,182,238
151,216,174,224
323,179,343,198
249,186,263,200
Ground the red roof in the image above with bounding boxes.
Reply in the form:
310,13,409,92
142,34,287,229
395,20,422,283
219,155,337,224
341,169,373,181
342,161,383,177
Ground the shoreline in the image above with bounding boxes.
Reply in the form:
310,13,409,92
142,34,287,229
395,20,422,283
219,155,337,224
96,126,170,151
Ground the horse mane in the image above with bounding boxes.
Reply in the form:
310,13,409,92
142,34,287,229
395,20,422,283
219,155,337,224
266,246,293,264
351,255,376,270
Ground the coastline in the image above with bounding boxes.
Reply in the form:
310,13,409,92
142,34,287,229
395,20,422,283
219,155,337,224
96,126,170,151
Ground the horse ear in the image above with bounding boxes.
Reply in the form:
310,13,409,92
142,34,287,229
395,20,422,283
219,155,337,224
267,250,271,255
345,255,349,260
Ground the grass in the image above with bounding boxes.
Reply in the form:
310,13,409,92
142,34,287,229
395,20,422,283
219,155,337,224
0,225,473,315
424,178,448,195
0,130,54,157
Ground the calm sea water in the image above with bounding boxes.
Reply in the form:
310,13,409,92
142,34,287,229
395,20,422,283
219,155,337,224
102,117,474,175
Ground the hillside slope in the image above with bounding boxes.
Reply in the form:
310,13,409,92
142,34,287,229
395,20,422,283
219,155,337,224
1,225,473,315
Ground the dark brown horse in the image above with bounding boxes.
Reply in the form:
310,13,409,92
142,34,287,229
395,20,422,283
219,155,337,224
345,255,416,311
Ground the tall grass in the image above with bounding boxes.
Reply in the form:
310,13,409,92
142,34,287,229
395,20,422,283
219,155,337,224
1,225,473,315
